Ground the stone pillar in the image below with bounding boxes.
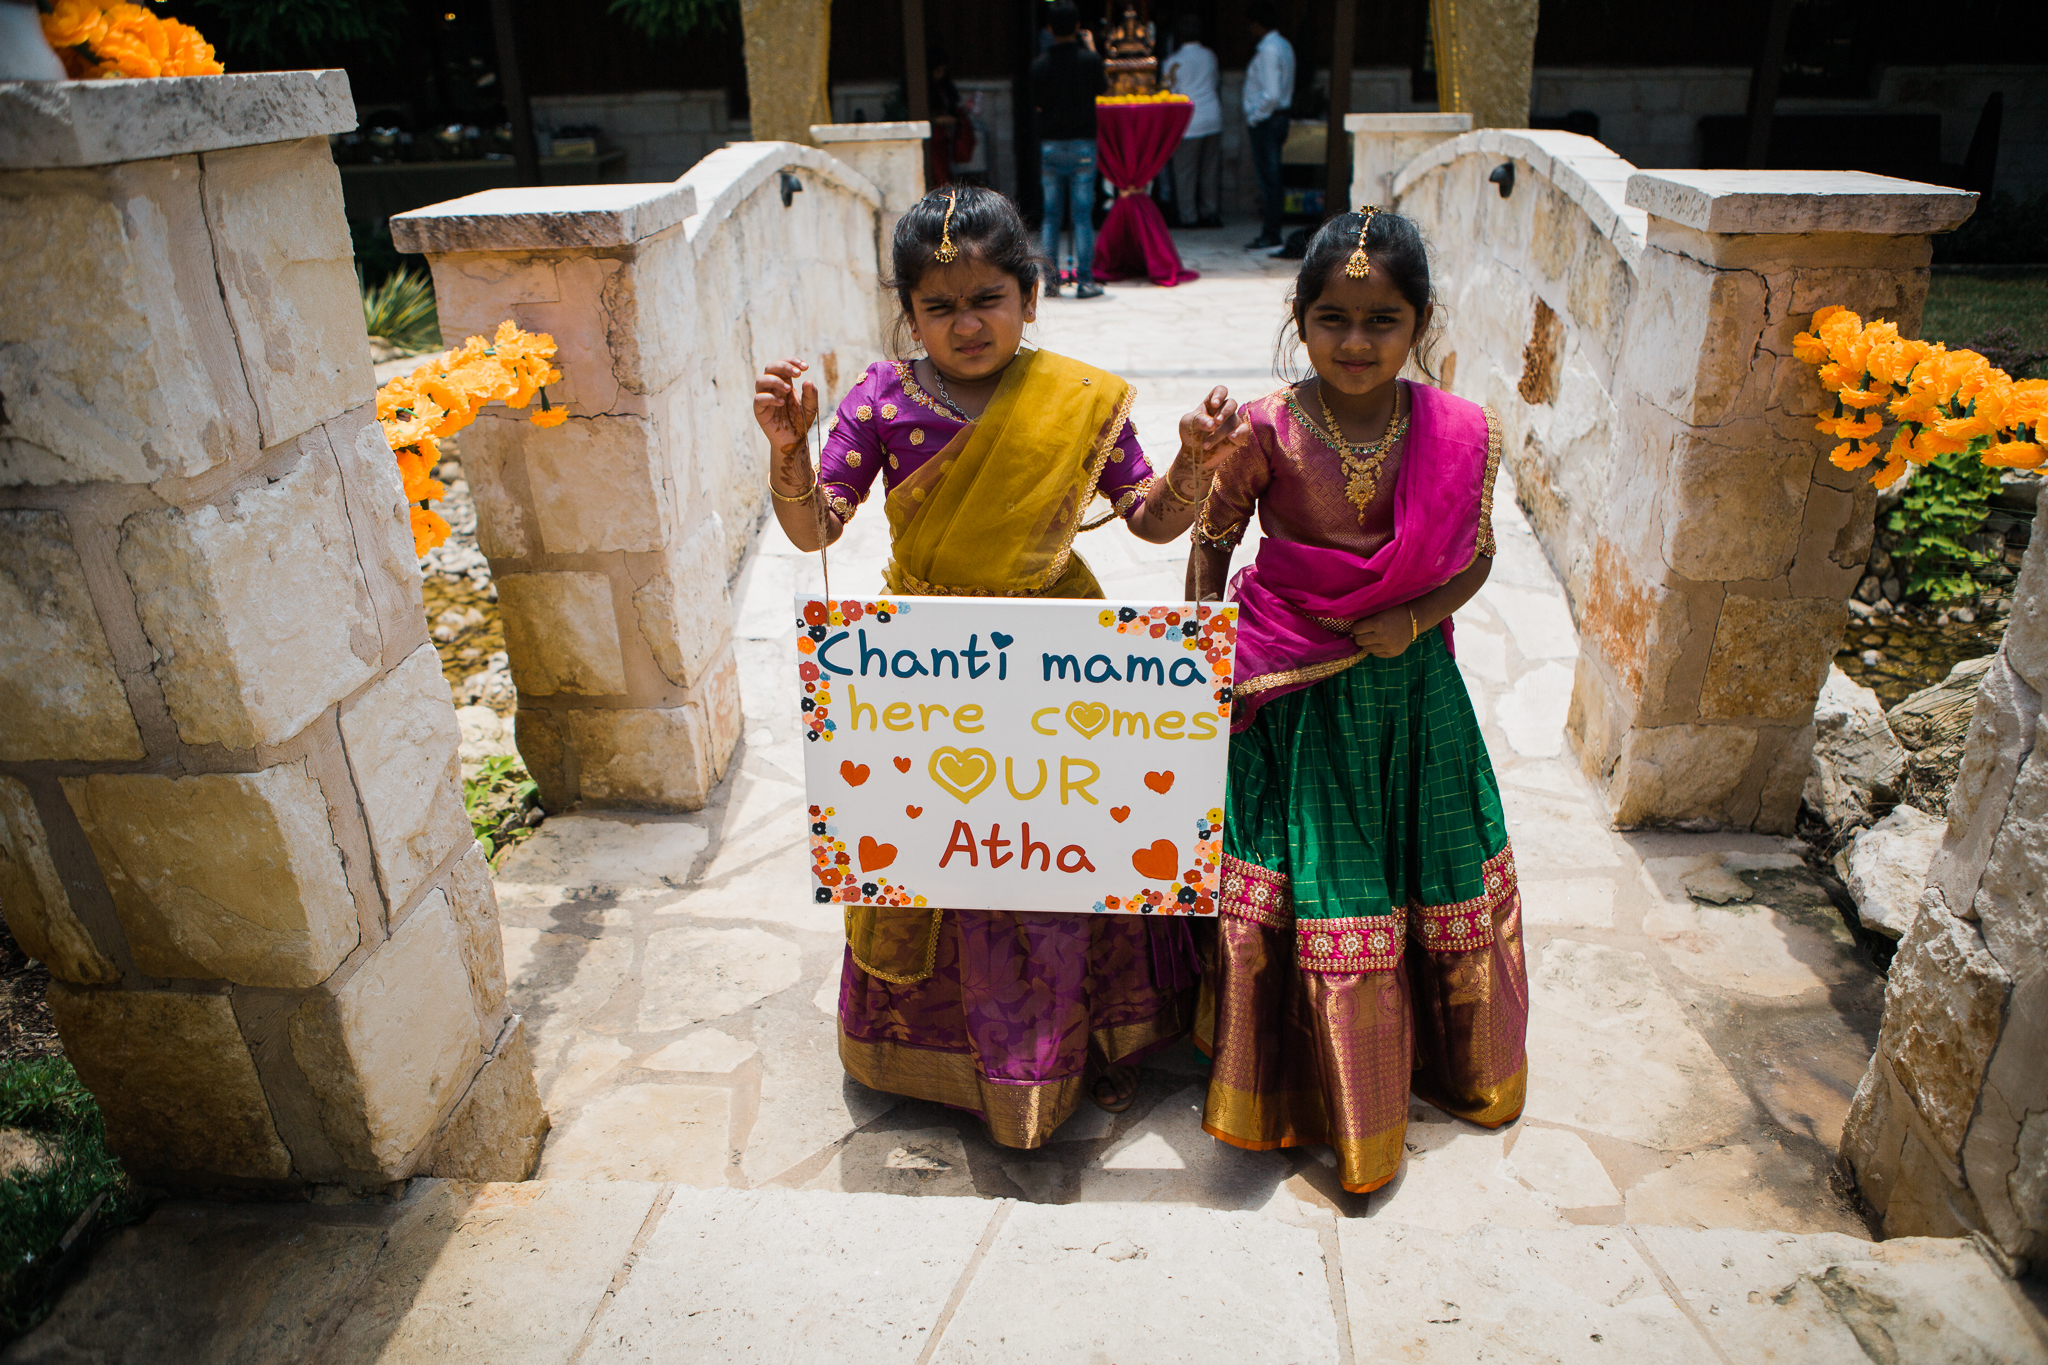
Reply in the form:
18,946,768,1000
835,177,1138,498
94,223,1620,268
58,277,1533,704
0,73,543,1191
1567,171,1977,832
740,0,830,145
393,182,742,815
1841,492,2048,1259
1345,112,1471,210
810,120,928,247
1428,0,1537,130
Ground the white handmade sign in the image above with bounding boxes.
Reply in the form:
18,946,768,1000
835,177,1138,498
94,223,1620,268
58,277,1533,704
795,594,1239,916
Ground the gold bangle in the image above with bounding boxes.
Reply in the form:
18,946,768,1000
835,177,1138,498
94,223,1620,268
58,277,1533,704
1409,611,1420,642
770,476,817,504
1153,468,1210,509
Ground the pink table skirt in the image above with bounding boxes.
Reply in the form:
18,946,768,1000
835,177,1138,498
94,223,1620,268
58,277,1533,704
1091,100,1199,288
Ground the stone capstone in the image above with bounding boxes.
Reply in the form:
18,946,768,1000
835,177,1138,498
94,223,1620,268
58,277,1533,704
0,511,143,761
118,443,381,750
338,644,472,913
421,1015,546,1183
0,777,118,985
1835,804,1944,940
495,572,627,697
198,136,373,446
47,983,292,1180
290,897,486,1176
0,70,355,169
64,764,360,987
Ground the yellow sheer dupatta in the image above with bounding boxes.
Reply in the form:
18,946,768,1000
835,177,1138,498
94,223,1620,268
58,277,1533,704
881,348,1134,602
849,348,1134,983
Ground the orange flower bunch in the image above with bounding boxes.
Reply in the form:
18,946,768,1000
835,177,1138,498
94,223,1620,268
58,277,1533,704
41,0,222,79
377,321,567,557
1796,305,2046,489
1096,92,1194,105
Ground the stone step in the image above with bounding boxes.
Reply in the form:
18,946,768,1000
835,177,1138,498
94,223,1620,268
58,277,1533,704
12,1179,2046,1364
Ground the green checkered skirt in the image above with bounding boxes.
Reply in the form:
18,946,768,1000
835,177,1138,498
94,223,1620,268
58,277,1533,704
1196,629,1530,1193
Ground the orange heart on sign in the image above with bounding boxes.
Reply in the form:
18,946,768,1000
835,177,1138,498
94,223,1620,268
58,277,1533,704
858,836,897,873
1110,806,1131,823
1131,839,1179,881
905,804,923,819
893,756,912,773
841,761,870,786
1143,771,1175,794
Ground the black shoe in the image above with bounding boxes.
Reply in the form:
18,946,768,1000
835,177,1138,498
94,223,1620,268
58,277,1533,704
1076,280,1105,299
1244,235,1280,250
1197,215,1223,229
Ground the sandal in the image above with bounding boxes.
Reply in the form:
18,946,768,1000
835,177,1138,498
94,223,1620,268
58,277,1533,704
1089,1063,1140,1114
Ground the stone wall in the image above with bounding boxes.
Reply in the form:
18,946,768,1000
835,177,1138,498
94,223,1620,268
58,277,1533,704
1842,492,2048,1261
530,91,741,184
1387,127,1640,615
0,73,542,1190
1389,128,1977,831
394,140,892,813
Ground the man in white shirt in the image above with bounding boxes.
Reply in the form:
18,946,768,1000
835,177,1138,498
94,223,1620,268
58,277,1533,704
1162,15,1222,228
1240,1,1295,249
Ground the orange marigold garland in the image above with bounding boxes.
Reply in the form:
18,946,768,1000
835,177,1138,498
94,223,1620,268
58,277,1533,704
1796,305,2045,490
41,1,223,79
377,321,566,558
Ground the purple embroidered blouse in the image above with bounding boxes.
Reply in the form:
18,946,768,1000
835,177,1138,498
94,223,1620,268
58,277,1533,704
817,358,1157,524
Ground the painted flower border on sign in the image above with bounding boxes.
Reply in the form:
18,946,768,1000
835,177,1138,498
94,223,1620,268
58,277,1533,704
796,597,1238,915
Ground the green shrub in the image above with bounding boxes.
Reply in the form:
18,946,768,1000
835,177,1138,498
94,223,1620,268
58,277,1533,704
0,1058,142,1339
362,268,442,355
1885,450,2011,603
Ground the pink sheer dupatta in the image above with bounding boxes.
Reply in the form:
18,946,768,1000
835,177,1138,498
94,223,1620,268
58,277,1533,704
1226,382,1499,733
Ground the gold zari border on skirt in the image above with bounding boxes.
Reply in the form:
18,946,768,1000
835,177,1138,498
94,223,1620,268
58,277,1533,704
838,997,1191,1149
1200,1074,1407,1194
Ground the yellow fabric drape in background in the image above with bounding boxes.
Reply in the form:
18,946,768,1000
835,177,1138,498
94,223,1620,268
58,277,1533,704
1428,0,1538,132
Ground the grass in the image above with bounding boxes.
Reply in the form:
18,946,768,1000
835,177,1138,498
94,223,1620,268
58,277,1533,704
0,1058,142,1340
1919,272,2048,378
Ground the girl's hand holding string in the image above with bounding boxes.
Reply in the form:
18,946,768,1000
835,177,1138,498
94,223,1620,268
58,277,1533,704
1138,387,1251,545
1176,385,1253,474
754,357,819,497
755,357,838,551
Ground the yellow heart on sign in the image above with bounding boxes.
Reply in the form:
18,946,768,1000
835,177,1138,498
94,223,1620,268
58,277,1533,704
1065,700,1110,739
928,747,996,803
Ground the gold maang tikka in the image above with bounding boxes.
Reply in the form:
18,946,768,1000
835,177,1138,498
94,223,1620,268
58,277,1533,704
934,190,960,264
1344,206,1379,279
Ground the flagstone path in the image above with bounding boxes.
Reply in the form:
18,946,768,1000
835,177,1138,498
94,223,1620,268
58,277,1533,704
485,234,1886,1237
19,233,2046,1365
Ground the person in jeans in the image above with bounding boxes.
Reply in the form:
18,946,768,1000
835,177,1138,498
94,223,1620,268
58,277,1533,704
1242,1,1295,250
1163,14,1222,228
1032,1,1107,299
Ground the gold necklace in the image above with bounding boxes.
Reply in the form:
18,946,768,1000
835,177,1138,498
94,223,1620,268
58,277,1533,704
1313,380,1407,517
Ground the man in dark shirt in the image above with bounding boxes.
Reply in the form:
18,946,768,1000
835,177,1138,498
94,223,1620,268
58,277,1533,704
1032,2,1106,299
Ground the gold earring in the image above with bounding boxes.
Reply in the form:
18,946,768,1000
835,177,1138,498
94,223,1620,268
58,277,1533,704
934,191,959,264
1344,206,1378,279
